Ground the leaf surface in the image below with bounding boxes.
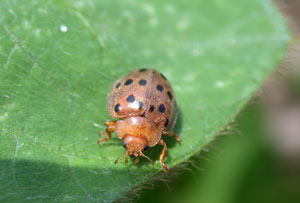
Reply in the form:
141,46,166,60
0,0,289,202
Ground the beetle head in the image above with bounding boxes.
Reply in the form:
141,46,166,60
114,135,153,165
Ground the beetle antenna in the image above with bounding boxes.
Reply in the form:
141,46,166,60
114,151,126,164
140,151,154,165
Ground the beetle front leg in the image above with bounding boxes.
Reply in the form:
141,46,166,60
163,132,181,142
97,121,116,144
158,139,171,173
170,133,181,142
135,157,140,165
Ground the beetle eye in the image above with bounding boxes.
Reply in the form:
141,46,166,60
122,142,127,148
143,145,149,151
129,154,136,159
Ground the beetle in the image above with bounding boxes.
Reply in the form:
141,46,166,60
97,68,180,173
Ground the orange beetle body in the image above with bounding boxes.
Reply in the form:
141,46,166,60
98,68,180,173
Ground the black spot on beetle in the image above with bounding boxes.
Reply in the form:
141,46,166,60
130,154,136,159
141,112,146,117
115,104,120,113
167,91,173,100
138,101,143,109
158,104,165,113
157,84,163,92
143,145,149,151
149,105,155,112
122,142,127,148
139,79,147,86
115,83,121,89
126,94,135,103
164,118,169,127
125,79,133,85
160,73,167,80
139,68,147,72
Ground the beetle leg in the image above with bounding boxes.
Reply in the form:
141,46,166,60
135,157,140,165
170,133,181,142
125,154,129,164
158,139,171,173
97,121,116,144
163,132,181,142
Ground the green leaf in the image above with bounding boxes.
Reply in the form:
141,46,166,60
0,0,289,202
